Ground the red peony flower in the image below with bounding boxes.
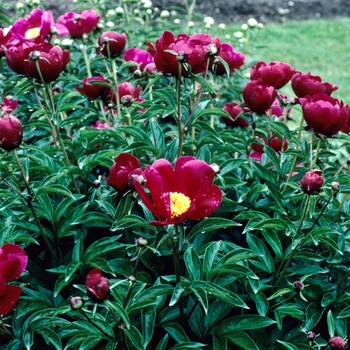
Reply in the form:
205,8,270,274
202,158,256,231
291,72,338,98
0,244,28,315
242,79,276,113
300,169,324,194
0,29,14,57
124,48,154,70
1,97,18,115
328,336,346,350
147,31,209,76
211,43,245,75
0,115,23,151
85,269,110,302
98,31,127,58
108,82,143,106
250,61,295,89
299,93,348,137
57,9,100,38
134,156,222,225
75,76,112,100
105,153,142,193
9,8,69,43
222,102,249,127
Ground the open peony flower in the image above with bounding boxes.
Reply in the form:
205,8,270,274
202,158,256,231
98,31,127,58
124,48,154,70
0,115,23,151
75,76,112,101
134,156,222,225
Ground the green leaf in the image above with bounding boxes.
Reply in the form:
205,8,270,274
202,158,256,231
214,315,275,336
188,218,241,240
105,300,131,329
264,145,281,173
277,340,300,350
163,322,190,343
267,288,292,300
169,283,185,306
250,292,269,316
302,302,325,331
155,334,169,350
148,118,165,157
36,327,62,350
337,305,350,318
246,233,274,273
251,161,277,185
327,310,335,338
124,325,144,350
142,307,156,348
169,343,207,350
203,241,222,279
226,331,260,350
184,246,202,281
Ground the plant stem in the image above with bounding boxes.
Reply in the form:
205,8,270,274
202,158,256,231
173,224,184,324
13,150,59,263
274,195,310,288
81,43,92,77
176,62,184,158
311,137,322,168
111,58,122,124
334,193,348,222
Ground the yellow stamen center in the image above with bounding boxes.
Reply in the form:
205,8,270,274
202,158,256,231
25,27,41,39
169,192,191,218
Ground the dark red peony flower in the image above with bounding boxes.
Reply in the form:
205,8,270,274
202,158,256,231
1,97,18,115
328,336,346,350
0,244,28,315
0,28,15,57
147,31,209,76
300,169,324,194
250,61,295,89
98,31,127,58
222,102,249,127
108,82,143,106
105,153,142,193
211,43,245,75
0,115,23,151
57,9,100,38
299,93,348,137
291,71,338,98
75,76,112,100
124,48,154,70
134,156,222,225
242,79,276,113
85,269,110,302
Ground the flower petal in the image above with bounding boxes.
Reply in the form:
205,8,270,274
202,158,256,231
0,285,23,315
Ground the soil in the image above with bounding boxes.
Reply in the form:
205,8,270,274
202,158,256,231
3,0,350,26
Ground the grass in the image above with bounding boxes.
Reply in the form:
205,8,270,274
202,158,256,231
243,18,350,102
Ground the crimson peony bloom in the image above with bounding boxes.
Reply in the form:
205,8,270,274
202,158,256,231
147,31,208,76
0,244,28,315
0,29,14,57
105,153,142,193
1,97,18,115
328,336,346,350
85,269,110,302
108,82,143,106
57,9,100,38
299,93,348,137
242,80,276,113
134,156,222,225
0,115,23,151
98,31,127,58
124,48,154,70
211,43,245,75
250,61,295,89
75,76,111,100
22,41,70,83
9,8,69,43
300,169,324,194
267,94,292,119
291,72,338,98
5,41,28,75
222,102,249,127
340,105,350,134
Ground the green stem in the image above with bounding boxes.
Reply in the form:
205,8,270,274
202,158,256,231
81,44,92,77
334,193,348,222
274,195,310,288
111,59,122,124
173,225,184,324
176,62,184,158
13,150,59,263
311,137,322,169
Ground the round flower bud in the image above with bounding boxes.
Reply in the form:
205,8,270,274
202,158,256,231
28,50,40,61
70,296,84,310
0,115,23,151
210,163,220,174
307,331,317,341
121,94,134,106
293,280,304,292
203,16,214,25
128,275,136,282
136,237,148,247
328,336,346,350
160,10,170,18
177,51,189,63
247,18,258,27
85,269,110,302
115,7,124,14
188,21,194,28
331,181,340,191
92,179,101,188
173,18,180,24
134,69,143,78
219,23,226,29
300,169,324,194
241,23,248,30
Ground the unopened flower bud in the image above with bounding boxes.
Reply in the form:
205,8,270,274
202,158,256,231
70,296,84,310
328,336,346,350
115,7,124,14
293,280,304,292
29,50,40,61
134,69,143,78
210,163,220,174
160,10,170,18
207,44,218,56
121,94,134,106
307,331,317,341
331,181,340,191
136,237,148,247
128,275,136,282
129,174,144,188
300,169,324,194
247,18,258,27
85,269,110,302
92,179,101,188
177,51,189,63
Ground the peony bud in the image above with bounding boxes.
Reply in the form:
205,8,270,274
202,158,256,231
328,336,346,350
293,280,304,292
70,296,84,310
85,269,110,302
331,182,340,191
0,115,23,151
92,179,101,188
300,169,324,194
307,331,317,341
136,237,148,247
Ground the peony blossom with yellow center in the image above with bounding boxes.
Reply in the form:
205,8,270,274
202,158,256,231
135,156,222,225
